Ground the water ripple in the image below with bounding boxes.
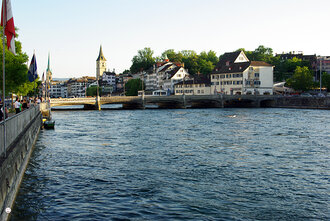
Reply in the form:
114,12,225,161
10,108,330,220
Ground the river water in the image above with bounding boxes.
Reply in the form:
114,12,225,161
10,108,330,220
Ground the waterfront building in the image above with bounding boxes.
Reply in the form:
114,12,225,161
96,45,107,80
317,56,330,75
211,51,274,95
143,57,190,93
100,71,117,95
49,81,68,98
67,76,96,97
162,66,190,94
174,74,211,95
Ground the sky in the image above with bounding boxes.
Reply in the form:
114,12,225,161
13,0,330,78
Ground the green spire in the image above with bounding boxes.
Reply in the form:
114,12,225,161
47,53,51,72
96,45,106,61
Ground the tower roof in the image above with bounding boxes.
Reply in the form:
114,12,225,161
96,45,107,61
46,53,51,72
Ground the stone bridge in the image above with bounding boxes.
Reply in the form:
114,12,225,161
50,95,281,109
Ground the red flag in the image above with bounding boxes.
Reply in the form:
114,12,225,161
1,0,15,54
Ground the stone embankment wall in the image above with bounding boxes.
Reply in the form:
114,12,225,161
0,105,43,221
274,97,330,109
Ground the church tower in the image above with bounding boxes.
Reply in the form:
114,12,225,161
96,45,107,79
46,53,52,83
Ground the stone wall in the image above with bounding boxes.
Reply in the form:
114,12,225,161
0,106,42,221
274,97,330,109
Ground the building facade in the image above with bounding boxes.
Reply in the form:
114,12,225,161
317,56,330,74
174,74,211,95
211,51,274,95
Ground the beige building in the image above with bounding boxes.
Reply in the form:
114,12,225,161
174,74,211,95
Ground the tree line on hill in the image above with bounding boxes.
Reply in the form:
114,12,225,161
128,46,330,92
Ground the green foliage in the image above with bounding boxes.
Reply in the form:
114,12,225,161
130,48,155,73
120,69,130,75
161,49,219,75
321,72,330,92
125,79,144,96
0,27,36,96
286,66,314,92
162,49,183,62
86,85,101,96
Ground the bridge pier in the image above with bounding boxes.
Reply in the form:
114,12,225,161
83,104,98,110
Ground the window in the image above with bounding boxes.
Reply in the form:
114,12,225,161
226,61,230,66
212,75,215,79
216,82,219,85
255,73,260,78
197,90,200,94
201,90,204,93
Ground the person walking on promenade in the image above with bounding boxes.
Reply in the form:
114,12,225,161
0,99,4,121
14,98,21,114
22,98,28,110
0,99,8,121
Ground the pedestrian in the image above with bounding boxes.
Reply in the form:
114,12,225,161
0,99,3,121
14,98,21,114
22,98,28,110
0,99,9,121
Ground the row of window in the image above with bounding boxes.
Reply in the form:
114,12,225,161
246,80,261,85
175,89,206,94
212,73,243,80
211,81,243,85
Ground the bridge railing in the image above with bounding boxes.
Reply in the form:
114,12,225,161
0,105,40,157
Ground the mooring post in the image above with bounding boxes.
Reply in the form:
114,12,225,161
96,96,101,110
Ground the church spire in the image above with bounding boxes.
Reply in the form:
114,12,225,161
46,53,51,72
96,45,106,61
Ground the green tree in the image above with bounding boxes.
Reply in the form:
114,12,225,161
125,79,144,96
287,66,314,92
181,50,199,75
161,49,183,62
321,72,330,92
0,28,33,96
198,51,218,75
86,85,101,96
130,48,155,74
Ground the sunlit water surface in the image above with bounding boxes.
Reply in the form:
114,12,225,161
11,108,330,220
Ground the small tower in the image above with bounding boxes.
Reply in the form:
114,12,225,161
96,45,107,79
46,53,52,83
164,54,169,62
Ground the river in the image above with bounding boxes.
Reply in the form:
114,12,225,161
10,108,330,220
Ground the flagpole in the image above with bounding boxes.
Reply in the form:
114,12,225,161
2,0,7,158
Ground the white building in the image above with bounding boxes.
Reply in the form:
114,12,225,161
49,81,67,98
144,59,190,93
211,51,274,95
163,66,190,94
101,71,117,94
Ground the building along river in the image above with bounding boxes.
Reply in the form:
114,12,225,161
10,108,330,220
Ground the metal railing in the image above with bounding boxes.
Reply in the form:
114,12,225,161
0,105,40,157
